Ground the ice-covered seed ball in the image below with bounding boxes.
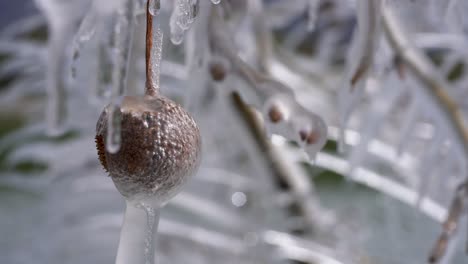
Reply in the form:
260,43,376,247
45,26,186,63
96,95,201,205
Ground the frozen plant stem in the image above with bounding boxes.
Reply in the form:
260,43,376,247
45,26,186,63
208,7,328,160
429,182,467,263
146,0,163,96
116,201,161,264
381,4,468,260
350,0,380,88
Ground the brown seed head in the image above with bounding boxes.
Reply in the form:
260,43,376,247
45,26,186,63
209,62,227,82
96,95,202,205
268,106,283,123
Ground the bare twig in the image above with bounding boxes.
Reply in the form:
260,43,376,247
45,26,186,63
350,0,380,88
229,92,329,236
381,4,468,262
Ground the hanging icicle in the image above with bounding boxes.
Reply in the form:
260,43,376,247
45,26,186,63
169,0,199,45
106,0,136,154
306,0,321,32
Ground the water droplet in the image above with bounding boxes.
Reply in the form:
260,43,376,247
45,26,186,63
211,0,221,4
231,192,247,207
148,0,161,16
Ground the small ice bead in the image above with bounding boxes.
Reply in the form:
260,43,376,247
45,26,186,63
148,0,161,16
211,0,221,4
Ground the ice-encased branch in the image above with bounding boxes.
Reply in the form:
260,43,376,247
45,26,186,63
208,6,327,160
381,3,468,262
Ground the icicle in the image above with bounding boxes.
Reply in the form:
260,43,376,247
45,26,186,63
112,0,136,97
306,0,320,32
46,24,72,136
148,0,161,16
115,201,161,264
106,97,124,154
348,79,401,174
95,41,114,100
169,0,199,45
70,10,98,79
105,0,136,153
416,129,442,208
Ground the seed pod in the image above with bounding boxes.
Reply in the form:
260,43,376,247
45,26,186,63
96,95,202,205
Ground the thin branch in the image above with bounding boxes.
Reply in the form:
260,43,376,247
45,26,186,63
145,0,155,95
229,92,329,236
381,4,468,261
350,0,380,88
429,182,467,263
208,7,290,100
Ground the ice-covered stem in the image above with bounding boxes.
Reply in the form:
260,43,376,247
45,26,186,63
208,7,327,160
115,201,160,264
429,181,467,263
145,0,158,96
230,92,330,234
145,0,163,97
381,3,468,259
349,0,381,88
382,4,468,163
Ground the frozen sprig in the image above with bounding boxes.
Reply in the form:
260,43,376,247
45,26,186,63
145,0,164,96
338,0,381,151
429,181,467,263
382,3,468,260
209,7,328,160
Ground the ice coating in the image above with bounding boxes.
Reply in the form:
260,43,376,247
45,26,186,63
148,0,161,16
169,0,199,45
149,27,163,91
106,0,136,153
96,95,202,205
262,94,327,160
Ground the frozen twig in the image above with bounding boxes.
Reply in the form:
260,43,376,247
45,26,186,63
208,6,327,160
349,0,381,88
230,92,330,235
429,181,467,263
381,4,468,261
